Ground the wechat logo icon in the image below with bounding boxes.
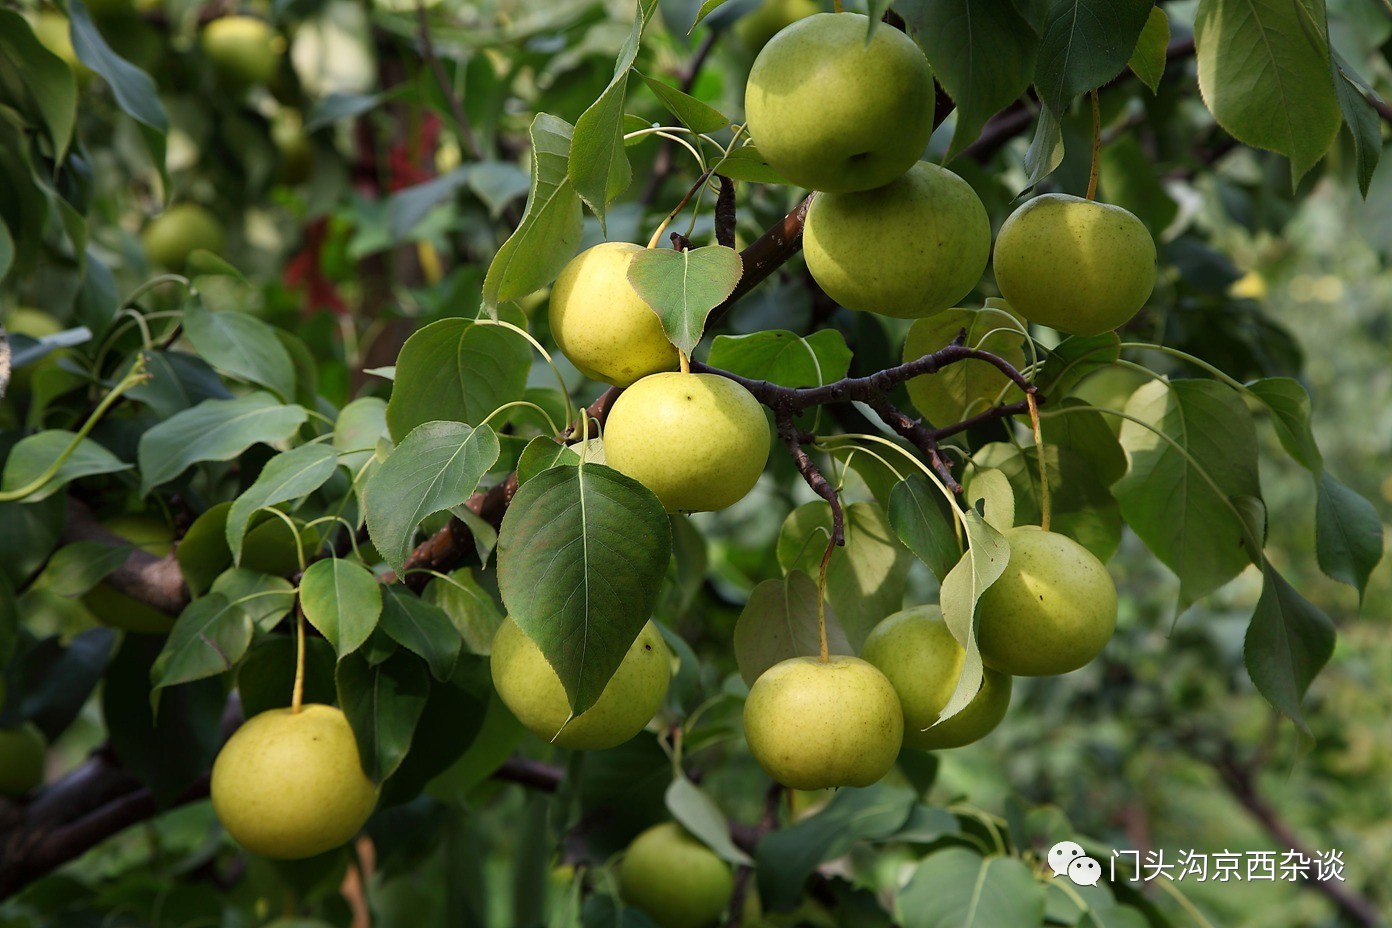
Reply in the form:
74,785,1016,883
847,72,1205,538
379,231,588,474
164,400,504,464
1050,841,1103,887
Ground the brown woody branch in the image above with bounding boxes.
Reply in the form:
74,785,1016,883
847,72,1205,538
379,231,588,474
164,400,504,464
61,497,189,616
1212,747,1381,927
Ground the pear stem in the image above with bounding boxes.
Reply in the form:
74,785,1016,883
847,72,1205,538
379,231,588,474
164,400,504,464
833,0,844,11
291,606,306,714
1027,393,1051,532
1086,89,1101,201
816,538,833,663
679,351,691,374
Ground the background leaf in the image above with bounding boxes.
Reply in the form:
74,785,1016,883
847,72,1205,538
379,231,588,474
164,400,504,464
483,114,583,310
1034,0,1153,115
365,421,500,574
226,444,338,560
896,847,1046,928
1245,559,1336,731
137,393,308,495
384,320,530,441
732,570,852,687
337,649,431,783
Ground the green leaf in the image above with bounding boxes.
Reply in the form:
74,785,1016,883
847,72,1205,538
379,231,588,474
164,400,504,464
1035,334,1122,398
237,636,338,718
210,568,295,634
1127,6,1170,93
300,559,383,659
380,586,462,681
150,594,253,693
0,220,12,283
897,848,1045,928
901,0,1038,159
568,2,646,228
1115,379,1263,607
137,393,308,495
963,467,1015,534
1194,0,1342,184
707,329,853,389
497,464,671,715
664,776,752,865
1098,134,1178,235
1034,0,1152,115
364,421,500,575
516,437,580,486
1245,559,1336,732
183,299,296,401
0,9,76,159
334,397,389,477
34,541,132,597
712,145,789,184
732,570,852,687
936,509,1008,724
68,0,166,131
226,444,338,561
482,114,583,311
776,501,913,649
337,649,430,783
975,441,1123,562
626,245,742,357
384,319,530,441
755,784,916,911
888,475,961,583
104,633,221,806
1,430,130,501
637,71,730,134
423,569,505,656
1245,377,1322,472
1023,102,1065,188
905,307,1026,428
691,0,734,31
1316,471,1383,600
1040,401,1128,485
1331,52,1382,198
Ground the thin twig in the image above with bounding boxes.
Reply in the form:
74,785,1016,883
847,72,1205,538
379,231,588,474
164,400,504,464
416,0,482,160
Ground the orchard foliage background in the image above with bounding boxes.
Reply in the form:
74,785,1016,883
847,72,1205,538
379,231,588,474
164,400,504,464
1,0,1391,925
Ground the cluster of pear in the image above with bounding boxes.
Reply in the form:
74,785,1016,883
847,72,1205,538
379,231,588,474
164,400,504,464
744,11,1157,334
549,247,772,514
744,526,1117,790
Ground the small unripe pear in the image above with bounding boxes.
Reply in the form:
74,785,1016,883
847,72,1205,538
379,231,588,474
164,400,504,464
210,704,378,859
862,606,1011,750
0,724,47,797
141,204,224,271
548,242,679,387
977,526,1117,676
490,618,672,750
603,373,770,513
743,655,903,790
992,194,1157,337
201,16,280,87
618,822,734,928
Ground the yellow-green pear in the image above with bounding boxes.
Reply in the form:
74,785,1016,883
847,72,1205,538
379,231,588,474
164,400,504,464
618,822,735,928
210,704,378,859
743,655,903,790
548,242,680,387
977,526,1117,676
744,13,933,193
141,204,225,271
862,606,1011,750
0,724,47,797
735,0,820,55
804,162,990,317
1069,366,1151,436
603,372,770,513
993,194,1157,337
82,514,177,634
490,618,672,750
201,16,280,87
